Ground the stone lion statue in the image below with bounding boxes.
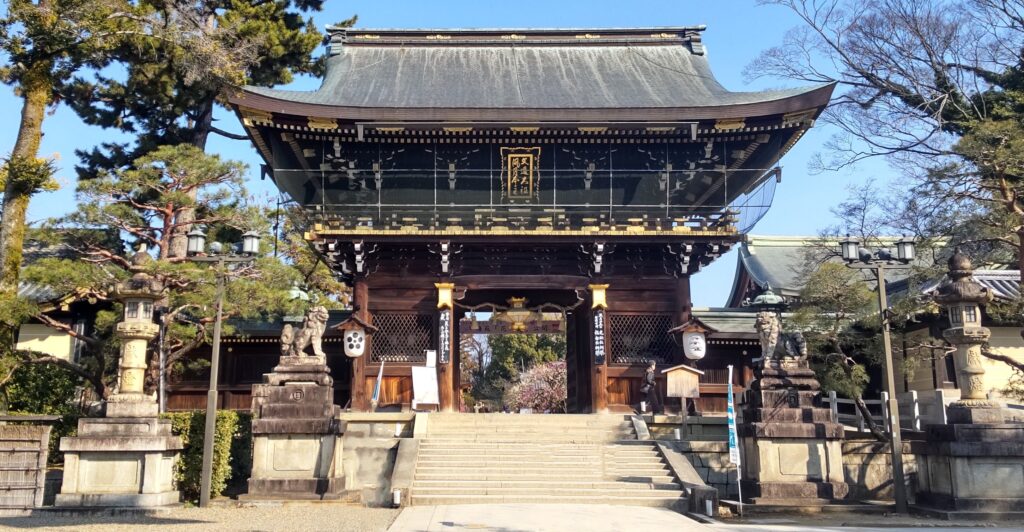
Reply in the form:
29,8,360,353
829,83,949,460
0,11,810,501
280,305,329,357
754,310,780,361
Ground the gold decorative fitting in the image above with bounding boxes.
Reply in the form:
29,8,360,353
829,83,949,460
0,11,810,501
782,109,816,124
354,34,380,40
426,34,451,40
375,127,405,133
651,33,675,39
646,127,675,132
510,126,540,133
306,117,338,130
589,284,610,310
443,127,473,133
435,282,456,310
501,147,540,200
714,119,746,131
240,107,273,126
577,126,608,133
502,34,527,40
575,33,601,39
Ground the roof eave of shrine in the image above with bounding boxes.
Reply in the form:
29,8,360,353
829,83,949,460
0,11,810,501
227,82,835,124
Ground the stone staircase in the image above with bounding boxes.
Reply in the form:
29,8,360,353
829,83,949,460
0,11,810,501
409,414,687,507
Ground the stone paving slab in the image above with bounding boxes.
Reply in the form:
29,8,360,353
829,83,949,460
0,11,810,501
387,503,713,532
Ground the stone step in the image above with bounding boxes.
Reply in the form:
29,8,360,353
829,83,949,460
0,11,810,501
409,489,688,497
605,453,665,460
427,414,630,421
604,457,667,464
412,480,680,490
416,460,602,468
411,462,598,472
427,423,634,430
418,449,603,457
409,494,686,507
415,472,607,481
420,444,604,451
606,466,671,474
415,474,679,484
417,435,626,439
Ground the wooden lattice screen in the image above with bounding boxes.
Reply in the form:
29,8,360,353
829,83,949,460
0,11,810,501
372,312,434,363
609,313,675,364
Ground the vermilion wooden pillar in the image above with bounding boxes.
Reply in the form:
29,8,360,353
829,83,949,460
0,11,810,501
589,284,609,413
435,283,455,412
351,280,370,411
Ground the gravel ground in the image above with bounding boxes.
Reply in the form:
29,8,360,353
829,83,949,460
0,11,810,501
0,503,401,532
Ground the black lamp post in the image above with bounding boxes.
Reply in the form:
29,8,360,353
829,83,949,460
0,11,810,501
838,235,915,514
186,228,261,508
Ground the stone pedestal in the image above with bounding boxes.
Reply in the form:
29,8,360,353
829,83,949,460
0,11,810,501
56,311,182,508
246,356,346,499
56,409,182,507
740,361,848,504
913,423,1024,517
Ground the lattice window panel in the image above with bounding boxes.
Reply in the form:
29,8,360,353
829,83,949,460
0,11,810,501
609,313,675,364
372,312,433,363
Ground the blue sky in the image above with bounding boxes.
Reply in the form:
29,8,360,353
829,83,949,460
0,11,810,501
0,0,892,307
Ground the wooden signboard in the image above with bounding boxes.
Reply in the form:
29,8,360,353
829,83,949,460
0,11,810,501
661,364,704,399
438,309,451,365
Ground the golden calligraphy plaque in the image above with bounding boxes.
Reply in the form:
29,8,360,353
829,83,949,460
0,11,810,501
501,147,540,200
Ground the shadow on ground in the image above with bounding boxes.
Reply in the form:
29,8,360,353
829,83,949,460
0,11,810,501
0,515,209,528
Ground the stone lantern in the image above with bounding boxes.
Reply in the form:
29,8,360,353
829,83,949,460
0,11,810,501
913,250,1024,517
932,250,998,424
106,250,165,416
56,246,183,508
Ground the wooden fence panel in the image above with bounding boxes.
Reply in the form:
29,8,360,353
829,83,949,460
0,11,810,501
0,424,51,510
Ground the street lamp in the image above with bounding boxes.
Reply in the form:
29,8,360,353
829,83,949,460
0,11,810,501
187,228,261,508
838,235,914,514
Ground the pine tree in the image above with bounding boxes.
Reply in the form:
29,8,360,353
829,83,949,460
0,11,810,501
18,145,322,398
65,2,356,257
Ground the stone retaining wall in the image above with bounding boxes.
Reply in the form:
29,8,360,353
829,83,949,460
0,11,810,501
664,441,737,498
339,413,414,506
646,415,729,441
842,439,917,501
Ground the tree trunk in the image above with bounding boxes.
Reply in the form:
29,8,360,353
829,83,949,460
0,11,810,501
854,396,889,442
0,71,52,352
1017,228,1024,285
168,98,215,258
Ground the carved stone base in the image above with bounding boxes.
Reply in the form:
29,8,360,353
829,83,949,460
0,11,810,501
56,417,182,507
947,404,1005,424
740,361,848,504
913,423,1024,516
105,394,159,418
246,356,345,500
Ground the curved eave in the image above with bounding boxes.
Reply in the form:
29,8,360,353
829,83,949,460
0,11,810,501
226,82,835,123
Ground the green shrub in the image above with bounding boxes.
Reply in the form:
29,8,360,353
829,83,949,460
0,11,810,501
6,363,85,465
227,412,252,496
162,410,248,501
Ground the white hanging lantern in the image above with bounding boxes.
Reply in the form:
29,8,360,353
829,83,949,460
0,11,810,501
344,328,366,358
682,331,707,360
334,314,377,359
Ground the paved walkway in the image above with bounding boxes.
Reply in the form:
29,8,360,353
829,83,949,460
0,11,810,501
388,505,1024,532
387,504,713,532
